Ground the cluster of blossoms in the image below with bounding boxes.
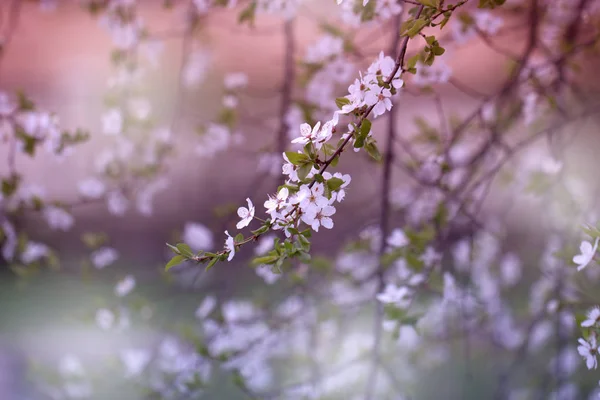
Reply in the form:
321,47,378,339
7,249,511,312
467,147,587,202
336,0,403,27
339,51,404,119
206,51,404,265
575,235,600,372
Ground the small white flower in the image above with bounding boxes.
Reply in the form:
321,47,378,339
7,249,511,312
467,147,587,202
223,95,238,108
91,247,119,269
224,72,248,90
387,228,408,248
128,97,152,121
264,187,289,215
500,253,522,287
256,265,281,284
102,108,123,135
225,230,235,261
78,178,106,199
255,234,275,255
582,307,600,328
183,222,213,251
183,50,210,88
291,121,321,146
120,348,151,378
573,237,599,271
578,335,598,370
107,190,129,216
59,354,85,377
376,284,411,308
95,308,115,330
43,206,74,231
301,204,336,232
195,296,217,319
236,198,255,229
20,242,49,264
115,275,135,297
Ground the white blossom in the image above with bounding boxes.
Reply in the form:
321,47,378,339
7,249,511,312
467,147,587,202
578,335,598,370
183,222,213,251
43,206,74,231
95,308,115,330
225,230,235,261
119,348,151,378
102,108,123,136
236,198,255,229
91,247,119,269
21,241,49,264
376,284,411,308
582,307,600,328
573,237,599,271
115,275,136,297
196,296,217,319
78,178,106,199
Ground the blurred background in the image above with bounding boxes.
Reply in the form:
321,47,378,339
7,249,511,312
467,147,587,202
1,0,600,399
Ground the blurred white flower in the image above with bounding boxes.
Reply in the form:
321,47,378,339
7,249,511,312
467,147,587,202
387,228,408,248
102,108,123,135
256,265,280,285
95,308,115,330
78,178,106,199
224,72,248,90
128,97,151,121
120,348,151,377
573,237,599,271
21,241,49,264
115,275,136,297
59,354,85,377
183,50,210,88
183,222,213,251
91,247,119,269
195,296,217,319
43,206,74,231
107,190,129,216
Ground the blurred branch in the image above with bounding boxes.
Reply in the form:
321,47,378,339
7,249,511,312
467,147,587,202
364,9,405,400
0,0,22,76
276,18,296,158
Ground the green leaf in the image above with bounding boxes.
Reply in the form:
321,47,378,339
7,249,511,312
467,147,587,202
360,118,372,138
354,118,372,149
1,175,20,197
416,0,439,7
252,255,279,265
297,163,313,181
335,97,351,109
330,154,340,167
406,18,428,38
365,141,382,161
251,225,270,235
166,243,180,254
176,243,194,258
238,1,257,25
326,177,345,192
166,255,185,271
285,151,310,165
205,257,219,271
234,233,244,243
432,45,445,56
406,54,420,69
16,90,35,111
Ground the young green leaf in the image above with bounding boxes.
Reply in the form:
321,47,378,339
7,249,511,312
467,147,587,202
285,151,310,165
166,255,186,271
